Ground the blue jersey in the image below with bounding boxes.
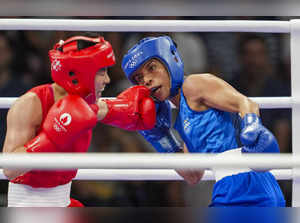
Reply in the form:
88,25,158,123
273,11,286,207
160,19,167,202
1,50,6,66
174,92,241,153
173,90,285,207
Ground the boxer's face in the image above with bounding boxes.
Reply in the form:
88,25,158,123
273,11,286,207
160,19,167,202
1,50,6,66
94,67,110,99
132,58,171,101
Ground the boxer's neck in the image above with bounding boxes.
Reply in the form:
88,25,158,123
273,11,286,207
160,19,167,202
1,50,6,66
52,83,68,102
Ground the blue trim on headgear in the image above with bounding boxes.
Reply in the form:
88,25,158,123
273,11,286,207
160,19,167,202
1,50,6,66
122,36,184,98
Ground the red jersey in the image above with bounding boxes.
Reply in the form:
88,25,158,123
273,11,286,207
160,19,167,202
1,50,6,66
11,84,93,188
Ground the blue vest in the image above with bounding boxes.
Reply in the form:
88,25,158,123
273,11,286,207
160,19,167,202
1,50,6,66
173,90,285,207
174,90,241,153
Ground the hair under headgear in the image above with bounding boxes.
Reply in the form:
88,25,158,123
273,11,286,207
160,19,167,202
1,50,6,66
122,36,184,98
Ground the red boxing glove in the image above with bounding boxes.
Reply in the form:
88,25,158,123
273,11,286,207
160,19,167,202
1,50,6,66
101,86,156,131
25,95,98,153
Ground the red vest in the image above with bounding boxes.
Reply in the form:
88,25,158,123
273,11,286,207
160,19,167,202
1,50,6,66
11,84,92,188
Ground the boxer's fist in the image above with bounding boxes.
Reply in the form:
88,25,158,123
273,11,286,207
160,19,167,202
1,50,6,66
139,100,181,153
26,95,98,153
100,86,156,131
240,113,279,153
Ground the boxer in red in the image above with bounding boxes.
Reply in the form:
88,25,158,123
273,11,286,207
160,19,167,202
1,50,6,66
2,35,156,207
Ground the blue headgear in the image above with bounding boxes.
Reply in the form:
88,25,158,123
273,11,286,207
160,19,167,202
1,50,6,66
122,36,184,98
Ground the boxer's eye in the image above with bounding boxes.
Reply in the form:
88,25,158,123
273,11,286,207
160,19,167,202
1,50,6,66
149,64,156,72
134,74,144,84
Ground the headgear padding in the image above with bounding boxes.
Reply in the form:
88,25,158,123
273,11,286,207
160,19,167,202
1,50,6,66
122,36,184,98
49,36,115,102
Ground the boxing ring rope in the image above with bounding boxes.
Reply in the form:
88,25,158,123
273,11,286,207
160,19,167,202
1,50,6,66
74,169,293,181
0,19,290,33
0,169,293,181
0,18,299,205
0,153,296,169
0,96,293,109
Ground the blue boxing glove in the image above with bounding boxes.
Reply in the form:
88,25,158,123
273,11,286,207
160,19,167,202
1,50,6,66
139,100,181,153
240,113,279,153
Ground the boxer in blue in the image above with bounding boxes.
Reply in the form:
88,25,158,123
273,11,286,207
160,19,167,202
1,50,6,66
121,36,286,207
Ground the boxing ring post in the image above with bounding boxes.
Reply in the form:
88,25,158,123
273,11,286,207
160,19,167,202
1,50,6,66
291,20,300,207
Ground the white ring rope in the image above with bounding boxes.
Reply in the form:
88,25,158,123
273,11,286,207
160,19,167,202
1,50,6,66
0,169,292,181
0,19,291,33
74,169,293,181
0,153,295,169
0,97,293,109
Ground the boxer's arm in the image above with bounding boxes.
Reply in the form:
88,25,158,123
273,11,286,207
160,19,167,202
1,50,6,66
182,73,259,117
175,144,204,185
3,92,43,180
183,74,279,154
96,86,156,131
139,100,181,153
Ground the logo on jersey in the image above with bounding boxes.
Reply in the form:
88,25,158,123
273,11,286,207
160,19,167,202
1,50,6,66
183,119,191,132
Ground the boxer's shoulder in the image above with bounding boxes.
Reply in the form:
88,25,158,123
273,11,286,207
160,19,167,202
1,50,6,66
8,91,42,129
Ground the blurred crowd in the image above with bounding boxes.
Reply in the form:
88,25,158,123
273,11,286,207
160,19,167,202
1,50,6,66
0,16,292,207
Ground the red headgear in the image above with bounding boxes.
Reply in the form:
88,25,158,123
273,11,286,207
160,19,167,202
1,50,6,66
49,36,116,102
